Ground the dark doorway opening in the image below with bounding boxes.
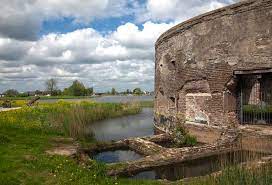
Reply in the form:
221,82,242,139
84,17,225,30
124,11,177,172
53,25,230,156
236,70,272,124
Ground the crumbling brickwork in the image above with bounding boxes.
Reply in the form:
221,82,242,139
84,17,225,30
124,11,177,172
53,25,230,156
154,0,272,132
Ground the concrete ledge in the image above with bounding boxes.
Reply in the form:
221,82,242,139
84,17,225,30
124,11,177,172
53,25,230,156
154,122,225,144
106,129,239,177
185,122,224,144
240,125,272,153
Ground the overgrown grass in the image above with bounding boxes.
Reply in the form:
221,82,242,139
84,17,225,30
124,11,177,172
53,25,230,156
190,165,272,185
0,95,93,100
172,125,197,147
0,101,159,185
0,99,28,107
0,101,141,138
243,104,272,113
0,124,158,185
2,101,272,184
138,101,154,108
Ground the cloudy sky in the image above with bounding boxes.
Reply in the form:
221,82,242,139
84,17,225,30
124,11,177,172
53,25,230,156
0,0,237,93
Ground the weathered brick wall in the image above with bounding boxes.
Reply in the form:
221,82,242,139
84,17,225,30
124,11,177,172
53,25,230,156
154,0,272,132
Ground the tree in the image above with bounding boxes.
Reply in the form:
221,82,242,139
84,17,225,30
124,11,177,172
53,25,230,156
4,89,19,97
126,89,131,94
133,88,143,95
111,88,117,95
35,90,43,95
86,87,94,95
18,92,29,97
64,80,90,96
45,78,58,95
52,89,62,96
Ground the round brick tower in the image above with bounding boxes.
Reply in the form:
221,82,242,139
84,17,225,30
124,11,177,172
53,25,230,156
154,0,272,134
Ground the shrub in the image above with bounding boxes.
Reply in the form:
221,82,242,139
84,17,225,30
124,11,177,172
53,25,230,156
0,100,28,107
172,114,197,147
172,125,197,147
243,105,272,114
183,134,197,147
0,134,11,144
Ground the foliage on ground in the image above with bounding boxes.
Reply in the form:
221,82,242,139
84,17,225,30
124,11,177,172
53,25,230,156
0,96,93,101
138,101,154,108
0,100,28,107
172,125,197,147
0,101,159,185
243,105,272,113
2,101,272,184
172,112,197,147
189,165,272,185
0,101,141,138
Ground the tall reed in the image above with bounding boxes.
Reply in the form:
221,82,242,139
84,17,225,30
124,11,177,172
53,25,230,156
0,101,142,139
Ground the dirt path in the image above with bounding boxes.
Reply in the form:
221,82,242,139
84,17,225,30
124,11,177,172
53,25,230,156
0,107,21,112
46,137,79,157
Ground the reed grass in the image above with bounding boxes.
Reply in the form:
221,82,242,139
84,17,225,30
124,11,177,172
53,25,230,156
190,165,272,185
0,99,28,107
189,150,271,185
0,106,158,185
0,101,141,138
138,101,154,107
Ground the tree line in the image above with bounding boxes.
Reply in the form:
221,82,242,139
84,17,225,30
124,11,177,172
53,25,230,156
2,78,146,97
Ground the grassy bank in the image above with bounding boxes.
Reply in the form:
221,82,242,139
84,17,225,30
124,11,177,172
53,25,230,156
0,99,154,108
4,100,270,184
190,165,272,185
0,101,158,185
138,101,154,108
0,99,28,107
0,101,141,138
0,95,93,101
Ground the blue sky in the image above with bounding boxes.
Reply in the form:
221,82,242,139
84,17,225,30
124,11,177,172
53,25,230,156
0,0,236,93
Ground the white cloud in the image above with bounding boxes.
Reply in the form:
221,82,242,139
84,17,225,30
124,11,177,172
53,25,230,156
0,0,237,92
137,0,237,22
112,21,174,49
0,0,131,40
0,21,172,92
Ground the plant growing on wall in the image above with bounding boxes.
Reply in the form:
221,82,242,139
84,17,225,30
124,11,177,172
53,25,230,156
172,113,197,147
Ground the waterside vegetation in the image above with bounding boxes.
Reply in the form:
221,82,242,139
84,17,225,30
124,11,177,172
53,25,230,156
0,101,161,185
2,101,272,184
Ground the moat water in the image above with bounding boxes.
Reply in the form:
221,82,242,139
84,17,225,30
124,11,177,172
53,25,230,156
89,108,153,164
88,106,267,181
130,150,266,181
94,150,142,163
87,108,154,142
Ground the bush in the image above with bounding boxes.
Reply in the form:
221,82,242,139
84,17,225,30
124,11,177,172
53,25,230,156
0,134,11,144
243,105,272,113
183,134,197,147
0,100,28,107
11,100,27,107
172,125,197,147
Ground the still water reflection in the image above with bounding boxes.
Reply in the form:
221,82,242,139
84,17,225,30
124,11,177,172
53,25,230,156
94,150,143,163
87,108,154,142
40,95,153,103
131,150,266,181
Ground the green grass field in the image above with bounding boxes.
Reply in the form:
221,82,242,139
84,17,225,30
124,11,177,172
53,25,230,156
0,95,93,100
0,101,158,185
2,101,271,184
